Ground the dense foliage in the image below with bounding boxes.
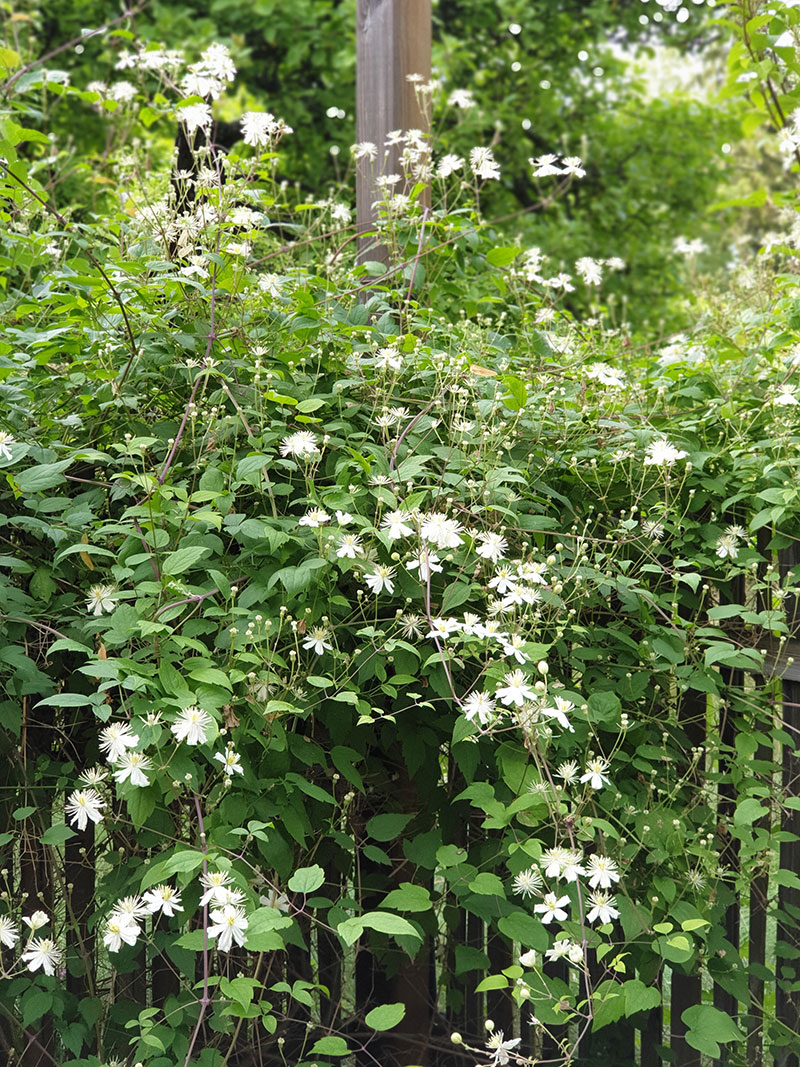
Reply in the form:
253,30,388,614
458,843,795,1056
2,2,800,1067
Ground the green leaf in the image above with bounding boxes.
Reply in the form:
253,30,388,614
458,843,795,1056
624,979,661,1016
497,911,549,951
309,1037,350,1057
381,882,433,912
682,1004,744,1050
161,545,212,574
486,246,521,268
734,797,768,826
475,974,508,992
0,46,21,71
288,864,325,894
468,872,506,896
22,989,52,1028
15,459,73,492
366,812,413,841
164,850,207,875
33,693,93,709
337,911,421,947
41,824,77,846
365,1003,406,1031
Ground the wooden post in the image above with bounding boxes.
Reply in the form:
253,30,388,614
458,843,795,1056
355,0,432,265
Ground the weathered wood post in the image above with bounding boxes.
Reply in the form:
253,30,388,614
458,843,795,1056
355,0,432,266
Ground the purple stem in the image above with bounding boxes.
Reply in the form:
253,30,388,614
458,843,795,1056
184,794,211,1067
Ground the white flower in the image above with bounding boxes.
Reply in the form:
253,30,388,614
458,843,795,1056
575,257,603,286
86,584,116,616
530,153,562,177
556,760,579,785
462,691,496,725
420,511,464,550
562,156,586,177
561,852,586,883
99,722,140,763
644,438,688,466
365,565,395,595
540,847,570,879
0,916,19,948
512,867,543,898
382,510,414,540
774,387,799,406
177,102,213,134
258,273,283,297
448,88,475,109
436,153,465,178
519,948,537,968
302,627,333,655
534,893,570,924
298,507,330,528
502,635,529,664
485,1031,521,1066
103,916,140,952
336,511,353,525
586,891,619,925
143,884,184,917
585,362,625,387
545,939,572,962
715,534,739,560
475,532,508,563
470,146,500,181
109,895,148,924
113,751,152,787
21,937,61,976
0,431,16,461
352,141,378,161
642,519,665,540
496,670,535,707
214,748,244,776
171,706,213,746
200,870,233,907
241,111,291,148
405,549,443,582
586,855,620,891
208,904,248,951
398,613,424,638
580,758,610,790
541,695,575,733
280,431,320,458
427,616,461,640
375,345,402,371
337,533,363,559
488,566,518,595
66,789,106,831
23,911,49,932
109,80,137,103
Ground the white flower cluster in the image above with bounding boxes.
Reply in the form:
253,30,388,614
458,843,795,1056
529,154,585,179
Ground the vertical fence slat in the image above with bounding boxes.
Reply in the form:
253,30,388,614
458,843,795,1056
776,675,800,1067
355,0,432,264
639,974,663,1067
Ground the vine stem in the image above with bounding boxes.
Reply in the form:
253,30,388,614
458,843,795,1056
184,794,211,1067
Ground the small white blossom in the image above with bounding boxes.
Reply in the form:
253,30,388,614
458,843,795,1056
365,565,395,595
469,146,500,181
208,904,248,951
65,789,106,831
113,751,152,787
302,627,333,655
405,549,443,582
99,723,140,763
103,917,140,953
644,438,688,467
280,431,320,458
0,916,19,948
214,748,244,776
496,670,536,707
475,531,508,563
0,432,16,461
177,102,213,134
143,884,184,917
586,891,619,925
86,584,116,616
336,533,363,559
534,893,570,924
200,870,234,907
171,706,213,746
580,758,610,790
21,937,61,976
298,507,331,528
462,691,496,725
512,867,543,898
382,510,414,540
586,855,620,890
23,911,49,932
